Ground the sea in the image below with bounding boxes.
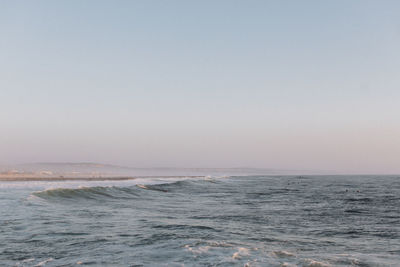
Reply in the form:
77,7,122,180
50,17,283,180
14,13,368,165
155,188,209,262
0,175,399,266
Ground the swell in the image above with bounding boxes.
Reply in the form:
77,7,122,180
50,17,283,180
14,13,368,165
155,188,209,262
32,186,140,200
31,177,220,201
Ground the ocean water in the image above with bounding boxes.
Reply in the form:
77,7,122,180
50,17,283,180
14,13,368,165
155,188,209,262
0,175,399,266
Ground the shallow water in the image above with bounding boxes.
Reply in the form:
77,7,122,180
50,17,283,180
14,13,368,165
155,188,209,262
1,175,399,266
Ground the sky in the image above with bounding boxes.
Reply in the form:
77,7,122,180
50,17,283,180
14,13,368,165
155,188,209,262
1,1,400,173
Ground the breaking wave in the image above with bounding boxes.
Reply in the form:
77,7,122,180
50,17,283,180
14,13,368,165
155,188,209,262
33,186,139,200
31,176,222,201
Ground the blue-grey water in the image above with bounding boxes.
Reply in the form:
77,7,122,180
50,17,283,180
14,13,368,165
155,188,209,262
1,175,399,266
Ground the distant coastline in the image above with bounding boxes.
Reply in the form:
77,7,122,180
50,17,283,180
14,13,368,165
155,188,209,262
0,175,134,182
0,174,205,182
0,162,332,181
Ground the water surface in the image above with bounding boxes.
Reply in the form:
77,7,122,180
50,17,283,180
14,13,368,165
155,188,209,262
1,175,399,266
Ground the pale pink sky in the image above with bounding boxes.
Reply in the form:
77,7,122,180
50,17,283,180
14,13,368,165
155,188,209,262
1,1,400,174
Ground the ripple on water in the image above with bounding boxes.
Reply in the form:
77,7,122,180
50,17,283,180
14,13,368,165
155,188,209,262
1,175,399,266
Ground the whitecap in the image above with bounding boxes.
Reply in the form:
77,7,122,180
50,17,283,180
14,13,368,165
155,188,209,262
232,247,250,259
15,258,35,266
271,250,296,258
33,258,54,267
303,258,331,267
280,263,297,267
184,244,211,254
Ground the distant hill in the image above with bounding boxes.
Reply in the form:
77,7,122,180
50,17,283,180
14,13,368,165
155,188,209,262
0,162,326,178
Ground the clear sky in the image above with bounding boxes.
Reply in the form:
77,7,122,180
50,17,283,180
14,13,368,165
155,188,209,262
1,1,399,173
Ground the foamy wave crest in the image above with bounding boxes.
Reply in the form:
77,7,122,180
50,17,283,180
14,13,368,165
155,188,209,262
303,259,331,267
30,176,224,201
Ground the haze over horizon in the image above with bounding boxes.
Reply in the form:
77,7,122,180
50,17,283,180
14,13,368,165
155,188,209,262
1,1,400,174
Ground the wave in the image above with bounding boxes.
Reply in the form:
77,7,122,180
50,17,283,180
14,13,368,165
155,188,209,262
136,184,168,192
31,176,225,201
32,186,140,200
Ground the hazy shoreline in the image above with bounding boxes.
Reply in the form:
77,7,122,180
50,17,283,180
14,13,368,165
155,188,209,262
0,175,206,182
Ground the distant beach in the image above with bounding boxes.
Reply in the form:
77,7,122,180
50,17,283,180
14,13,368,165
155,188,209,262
0,174,205,182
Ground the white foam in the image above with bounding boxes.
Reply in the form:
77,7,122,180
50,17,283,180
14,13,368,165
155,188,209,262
184,244,211,254
303,259,331,267
271,250,296,258
1,176,211,191
232,247,250,259
15,258,35,266
280,263,297,267
34,258,53,267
